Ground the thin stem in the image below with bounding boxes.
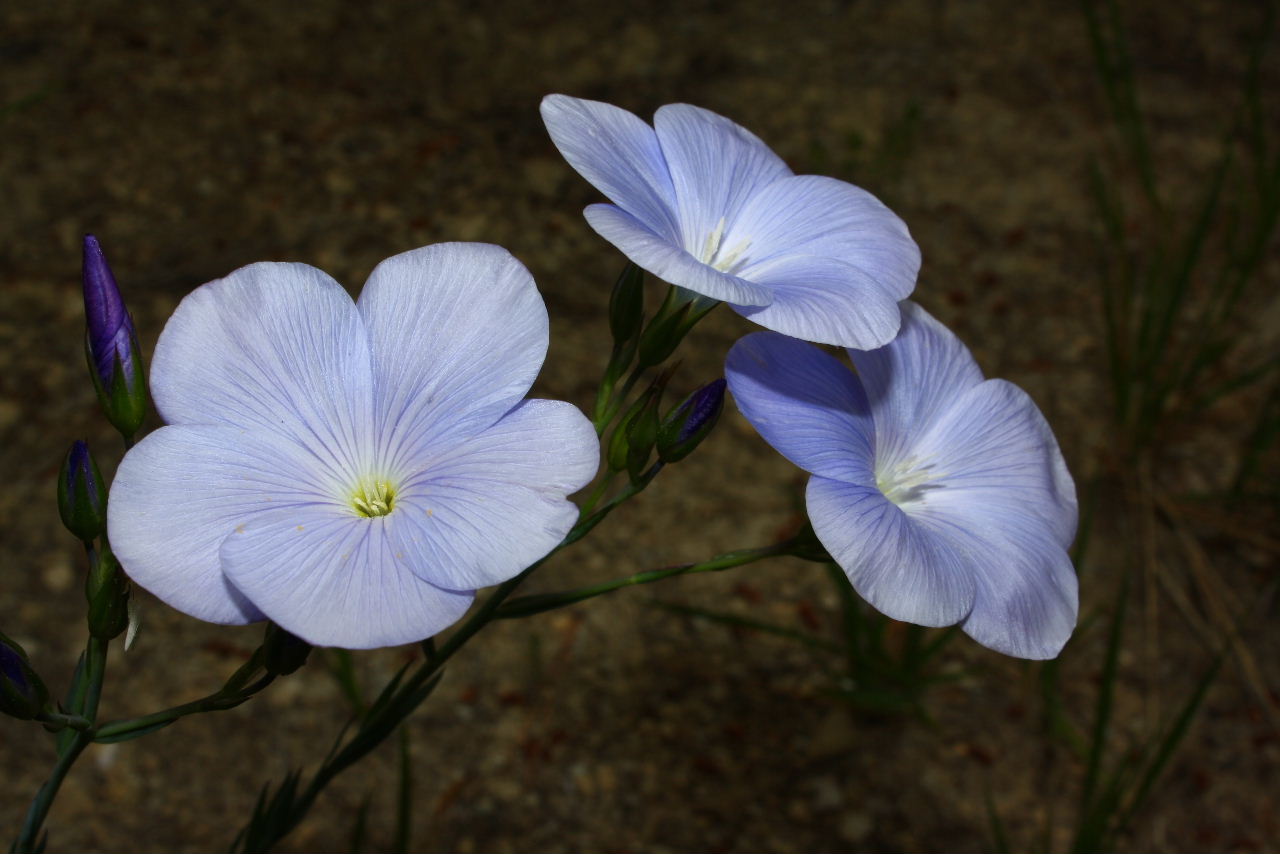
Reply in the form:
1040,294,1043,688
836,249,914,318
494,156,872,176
12,733,90,853
93,674,277,742
578,471,617,517
15,633,109,852
495,539,801,620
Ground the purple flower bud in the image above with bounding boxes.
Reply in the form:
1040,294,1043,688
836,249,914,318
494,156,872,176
0,641,24,688
82,235,147,436
0,631,49,720
657,378,726,463
58,440,108,542
83,234,137,389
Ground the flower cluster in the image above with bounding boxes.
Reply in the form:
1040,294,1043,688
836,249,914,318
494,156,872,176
543,95,1078,658
105,94,1077,659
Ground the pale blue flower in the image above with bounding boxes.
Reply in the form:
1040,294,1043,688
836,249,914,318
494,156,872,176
725,303,1078,659
108,244,599,649
541,94,921,349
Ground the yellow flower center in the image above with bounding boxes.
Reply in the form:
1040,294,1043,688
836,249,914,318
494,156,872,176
351,478,396,518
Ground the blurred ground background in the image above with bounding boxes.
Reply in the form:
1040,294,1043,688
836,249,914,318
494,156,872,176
1,1,1277,851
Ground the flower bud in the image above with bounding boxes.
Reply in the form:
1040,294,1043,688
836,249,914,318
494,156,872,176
83,235,147,437
86,547,130,641
608,262,645,348
0,631,49,720
57,440,107,542
657,378,726,462
606,367,674,479
263,622,312,676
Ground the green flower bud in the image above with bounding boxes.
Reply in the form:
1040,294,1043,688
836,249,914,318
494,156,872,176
263,622,312,676
608,262,645,348
86,548,130,641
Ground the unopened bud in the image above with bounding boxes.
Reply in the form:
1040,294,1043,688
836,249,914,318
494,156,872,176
0,631,49,720
86,547,130,641
608,262,645,348
263,622,311,676
83,235,147,437
657,378,726,462
57,440,107,542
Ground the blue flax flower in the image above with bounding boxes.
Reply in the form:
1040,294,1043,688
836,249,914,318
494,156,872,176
541,94,921,349
725,303,1078,658
108,244,598,649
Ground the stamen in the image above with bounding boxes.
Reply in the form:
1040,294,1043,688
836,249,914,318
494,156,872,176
700,216,727,264
876,456,944,506
351,478,396,518
699,216,751,274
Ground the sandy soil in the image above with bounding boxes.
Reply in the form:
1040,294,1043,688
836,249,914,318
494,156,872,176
1,1,1276,851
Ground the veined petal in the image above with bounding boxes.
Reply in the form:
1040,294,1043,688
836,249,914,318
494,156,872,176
732,255,903,349
653,104,791,257
541,94,681,242
909,499,1078,660
584,204,773,306
357,244,549,472
731,174,920,301
107,423,350,626
725,333,876,483
220,506,474,649
807,477,977,626
913,379,1078,548
388,399,598,592
848,301,985,467
150,262,375,478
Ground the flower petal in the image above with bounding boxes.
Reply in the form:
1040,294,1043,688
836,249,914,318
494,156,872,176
584,204,773,306
848,301,985,466
106,424,345,626
220,506,475,649
731,174,920,301
807,476,977,626
725,332,876,483
387,399,598,591
909,499,1078,660
961,523,1077,660
731,254,903,348
150,262,375,476
540,94,681,242
652,103,791,255
357,244,550,472
913,378,1078,548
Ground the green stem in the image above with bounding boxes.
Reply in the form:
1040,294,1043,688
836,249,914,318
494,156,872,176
15,633,109,852
93,674,276,743
495,539,801,620
13,733,90,853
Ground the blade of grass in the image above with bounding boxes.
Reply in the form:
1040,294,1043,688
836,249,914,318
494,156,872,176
1079,574,1129,819
393,727,413,854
